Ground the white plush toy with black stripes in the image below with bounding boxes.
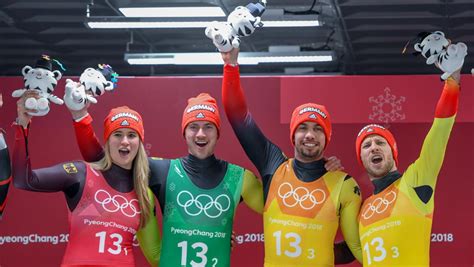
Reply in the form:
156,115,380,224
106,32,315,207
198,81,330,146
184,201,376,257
205,21,240,52
64,64,118,111
413,31,450,65
205,1,266,52
227,1,265,37
11,55,64,116
412,31,468,80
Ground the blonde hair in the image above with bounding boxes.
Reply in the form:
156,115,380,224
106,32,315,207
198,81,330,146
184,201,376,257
90,141,151,228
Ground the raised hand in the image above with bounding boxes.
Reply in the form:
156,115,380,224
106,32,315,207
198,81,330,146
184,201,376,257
16,90,40,128
221,47,240,65
64,79,93,120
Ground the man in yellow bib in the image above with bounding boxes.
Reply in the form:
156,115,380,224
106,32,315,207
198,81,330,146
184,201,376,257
355,68,461,266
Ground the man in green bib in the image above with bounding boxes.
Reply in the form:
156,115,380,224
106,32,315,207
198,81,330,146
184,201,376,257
158,93,263,266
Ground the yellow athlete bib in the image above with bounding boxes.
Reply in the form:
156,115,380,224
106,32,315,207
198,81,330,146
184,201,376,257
359,88,456,267
263,159,347,267
359,179,432,266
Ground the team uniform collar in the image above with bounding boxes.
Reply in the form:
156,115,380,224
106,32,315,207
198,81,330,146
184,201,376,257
182,154,218,169
292,158,327,182
372,170,402,194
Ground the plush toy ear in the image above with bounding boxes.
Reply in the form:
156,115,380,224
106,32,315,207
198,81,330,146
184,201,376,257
204,26,213,38
104,81,114,91
414,43,422,52
22,65,32,76
52,70,62,81
433,31,445,37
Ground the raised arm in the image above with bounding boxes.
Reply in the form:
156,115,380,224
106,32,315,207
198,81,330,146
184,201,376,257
13,93,85,198
221,49,286,186
73,114,104,162
12,127,85,195
67,89,105,162
404,71,460,193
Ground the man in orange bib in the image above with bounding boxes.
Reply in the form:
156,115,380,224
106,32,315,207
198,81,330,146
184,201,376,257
221,48,362,266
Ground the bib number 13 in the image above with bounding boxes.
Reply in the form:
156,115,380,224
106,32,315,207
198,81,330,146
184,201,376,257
363,237,399,265
95,231,124,255
177,241,218,267
273,231,315,259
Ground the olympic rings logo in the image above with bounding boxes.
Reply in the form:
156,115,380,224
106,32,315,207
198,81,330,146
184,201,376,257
94,189,141,218
361,190,397,220
277,182,326,210
176,191,231,219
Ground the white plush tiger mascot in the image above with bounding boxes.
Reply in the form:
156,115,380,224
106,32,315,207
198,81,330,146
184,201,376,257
11,55,64,116
64,64,117,111
80,64,117,97
413,31,450,65
205,21,240,52
205,1,266,52
227,1,265,37
411,31,468,80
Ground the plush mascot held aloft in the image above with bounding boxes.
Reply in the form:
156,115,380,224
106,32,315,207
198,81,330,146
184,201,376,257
11,55,64,116
205,1,266,52
64,64,118,111
412,31,468,80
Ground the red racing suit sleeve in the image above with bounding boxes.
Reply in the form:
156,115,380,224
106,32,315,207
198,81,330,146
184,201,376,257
222,64,287,189
73,114,104,162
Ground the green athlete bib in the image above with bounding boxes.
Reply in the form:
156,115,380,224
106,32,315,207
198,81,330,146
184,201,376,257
160,159,244,267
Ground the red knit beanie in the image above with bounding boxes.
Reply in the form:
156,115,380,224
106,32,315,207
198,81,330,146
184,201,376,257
103,106,144,142
290,103,332,147
355,124,398,167
181,93,221,134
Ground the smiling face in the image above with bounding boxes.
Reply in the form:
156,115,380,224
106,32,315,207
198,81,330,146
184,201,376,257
108,128,140,170
360,134,397,180
293,121,326,163
184,121,218,160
